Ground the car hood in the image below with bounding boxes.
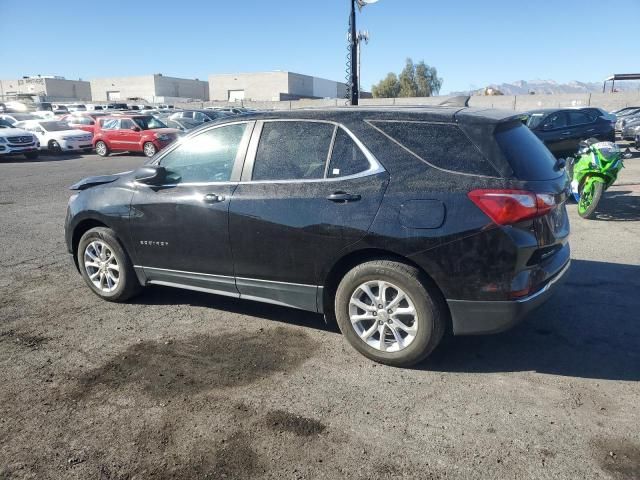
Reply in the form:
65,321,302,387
56,129,92,137
147,128,181,135
69,171,131,191
0,127,34,137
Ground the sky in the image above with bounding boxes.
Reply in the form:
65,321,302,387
1,0,638,94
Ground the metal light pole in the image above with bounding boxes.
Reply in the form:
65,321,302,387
349,0,358,105
356,30,369,99
349,0,378,106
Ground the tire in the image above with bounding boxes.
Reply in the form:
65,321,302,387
143,142,157,157
77,227,141,302
48,140,62,154
95,141,109,157
83,148,93,153
334,260,446,367
24,151,39,160
578,178,604,219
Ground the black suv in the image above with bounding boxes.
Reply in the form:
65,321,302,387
65,107,570,366
525,108,615,158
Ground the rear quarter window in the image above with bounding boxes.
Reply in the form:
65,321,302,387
495,122,561,180
370,121,498,176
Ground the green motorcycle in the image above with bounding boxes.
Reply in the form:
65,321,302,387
567,139,629,219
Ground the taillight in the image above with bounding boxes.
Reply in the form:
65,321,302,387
468,189,556,225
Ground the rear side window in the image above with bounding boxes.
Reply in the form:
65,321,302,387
101,119,120,130
371,121,497,176
252,121,334,181
328,129,370,178
495,123,560,180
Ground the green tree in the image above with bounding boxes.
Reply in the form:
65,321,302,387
371,58,443,98
371,73,400,98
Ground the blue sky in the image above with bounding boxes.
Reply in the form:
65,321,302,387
1,0,638,94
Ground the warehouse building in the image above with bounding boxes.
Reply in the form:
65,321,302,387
0,76,91,102
208,71,348,102
90,74,209,103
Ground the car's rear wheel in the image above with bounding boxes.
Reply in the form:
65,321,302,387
77,227,141,302
95,141,109,157
24,151,39,160
48,140,62,154
143,142,157,157
335,260,446,367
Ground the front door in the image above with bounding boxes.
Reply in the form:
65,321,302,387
129,121,253,296
118,118,143,152
228,120,389,311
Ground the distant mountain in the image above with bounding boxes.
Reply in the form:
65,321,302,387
452,79,640,96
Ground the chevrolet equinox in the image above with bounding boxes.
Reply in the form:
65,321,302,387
65,106,571,366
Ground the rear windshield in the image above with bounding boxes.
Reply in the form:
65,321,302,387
495,122,561,180
371,121,498,176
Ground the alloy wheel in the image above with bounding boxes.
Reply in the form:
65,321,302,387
143,143,156,157
96,142,107,156
349,280,418,352
84,240,120,293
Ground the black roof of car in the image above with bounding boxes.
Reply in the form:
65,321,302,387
220,106,523,126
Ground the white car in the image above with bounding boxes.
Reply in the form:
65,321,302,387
14,119,93,154
0,119,40,159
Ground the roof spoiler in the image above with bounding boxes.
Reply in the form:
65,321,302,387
438,95,470,108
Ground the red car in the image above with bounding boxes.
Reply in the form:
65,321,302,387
93,115,180,157
61,112,108,135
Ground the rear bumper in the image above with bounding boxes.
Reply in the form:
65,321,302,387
447,260,571,335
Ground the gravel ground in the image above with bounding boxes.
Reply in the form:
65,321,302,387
0,147,639,480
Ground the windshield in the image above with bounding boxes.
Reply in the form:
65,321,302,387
133,116,167,130
592,142,620,162
10,113,38,121
40,121,72,132
525,113,547,129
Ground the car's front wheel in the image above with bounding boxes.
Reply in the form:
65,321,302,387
48,140,62,154
95,141,109,157
77,227,141,302
335,260,446,367
143,142,157,157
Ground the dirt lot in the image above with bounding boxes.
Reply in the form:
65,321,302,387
1,148,639,479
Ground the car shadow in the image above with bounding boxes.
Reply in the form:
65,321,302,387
133,260,639,381
0,152,84,163
133,285,336,332
424,259,640,381
592,190,640,221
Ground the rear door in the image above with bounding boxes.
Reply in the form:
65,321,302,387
99,118,122,150
566,110,597,151
228,120,389,311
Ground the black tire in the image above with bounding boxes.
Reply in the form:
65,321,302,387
95,141,109,157
77,227,141,302
578,180,604,219
24,151,39,160
83,148,93,153
565,157,574,182
334,260,446,367
48,140,62,154
143,142,157,158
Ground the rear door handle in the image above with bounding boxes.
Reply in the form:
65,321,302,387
327,192,361,203
203,193,225,203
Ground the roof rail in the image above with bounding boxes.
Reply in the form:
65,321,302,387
438,95,470,107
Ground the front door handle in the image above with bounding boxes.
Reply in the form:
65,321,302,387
203,193,225,203
327,191,361,203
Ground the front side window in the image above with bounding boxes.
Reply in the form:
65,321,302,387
546,112,567,129
252,121,335,181
133,116,166,130
328,129,370,178
159,123,247,184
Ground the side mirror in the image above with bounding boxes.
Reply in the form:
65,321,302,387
134,166,167,185
542,124,553,131
132,126,141,132
623,148,633,159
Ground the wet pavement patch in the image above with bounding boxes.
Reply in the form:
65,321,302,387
75,326,317,399
594,438,640,479
0,329,49,349
264,409,327,436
